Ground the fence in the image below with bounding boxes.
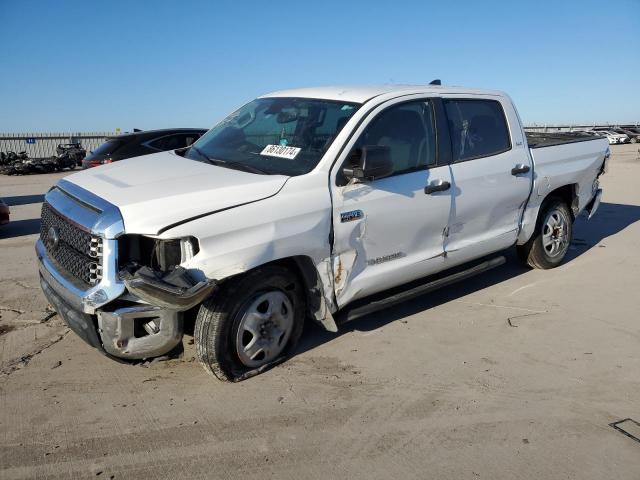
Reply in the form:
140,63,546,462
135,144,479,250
524,123,640,133
0,132,116,159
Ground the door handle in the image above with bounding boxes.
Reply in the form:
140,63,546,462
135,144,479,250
511,164,531,175
424,179,451,194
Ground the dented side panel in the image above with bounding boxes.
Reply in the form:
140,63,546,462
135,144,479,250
159,172,338,315
517,138,609,244
330,168,453,307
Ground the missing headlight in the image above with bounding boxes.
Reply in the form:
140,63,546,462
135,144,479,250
118,235,200,271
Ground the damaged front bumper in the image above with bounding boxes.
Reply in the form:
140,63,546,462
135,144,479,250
36,181,216,360
121,266,217,311
40,270,183,359
97,305,183,359
38,247,215,360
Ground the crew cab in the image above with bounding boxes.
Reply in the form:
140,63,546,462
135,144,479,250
36,84,609,382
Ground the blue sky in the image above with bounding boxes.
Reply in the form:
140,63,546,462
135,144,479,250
1,0,638,132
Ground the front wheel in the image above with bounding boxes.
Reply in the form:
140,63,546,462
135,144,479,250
195,265,305,382
517,198,573,269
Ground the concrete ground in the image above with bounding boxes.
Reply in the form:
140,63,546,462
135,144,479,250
1,145,639,479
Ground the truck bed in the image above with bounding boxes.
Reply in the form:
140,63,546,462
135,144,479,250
525,131,601,149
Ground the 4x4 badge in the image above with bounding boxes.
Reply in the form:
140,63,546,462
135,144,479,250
340,210,363,223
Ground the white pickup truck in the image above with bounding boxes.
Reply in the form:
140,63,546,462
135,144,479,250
37,84,609,381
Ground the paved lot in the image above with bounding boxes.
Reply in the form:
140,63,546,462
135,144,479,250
1,145,639,479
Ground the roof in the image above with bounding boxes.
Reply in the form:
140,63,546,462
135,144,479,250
260,84,506,104
110,128,207,140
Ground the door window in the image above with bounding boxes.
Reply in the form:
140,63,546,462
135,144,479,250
444,99,511,162
355,100,437,176
182,134,200,147
148,134,183,151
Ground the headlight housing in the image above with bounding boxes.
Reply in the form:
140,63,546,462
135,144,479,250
118,235,200,271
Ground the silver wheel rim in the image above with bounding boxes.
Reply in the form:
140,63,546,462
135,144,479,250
235,291,294,368
542,207,570,258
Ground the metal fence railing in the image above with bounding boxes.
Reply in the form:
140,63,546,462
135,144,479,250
524,123,640,133
0,132,115,159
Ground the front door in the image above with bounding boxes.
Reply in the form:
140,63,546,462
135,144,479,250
330,98,452,307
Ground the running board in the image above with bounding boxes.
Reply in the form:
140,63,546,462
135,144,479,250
337,256,506,323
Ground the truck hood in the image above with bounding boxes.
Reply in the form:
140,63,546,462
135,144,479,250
65,151,288,235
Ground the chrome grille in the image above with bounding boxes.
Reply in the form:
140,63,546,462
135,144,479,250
40,202,103,286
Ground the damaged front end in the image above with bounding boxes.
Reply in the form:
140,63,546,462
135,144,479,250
101,234,217,359
117,234,216,310
120,266,216,311
36,181,217,361
96,233,217,359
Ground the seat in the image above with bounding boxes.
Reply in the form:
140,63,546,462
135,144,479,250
364,109,426,172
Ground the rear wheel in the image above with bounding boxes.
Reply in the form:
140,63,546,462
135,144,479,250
517,198,573,269
195,265,305,382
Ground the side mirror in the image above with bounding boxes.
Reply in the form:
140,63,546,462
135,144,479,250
343,146,393,181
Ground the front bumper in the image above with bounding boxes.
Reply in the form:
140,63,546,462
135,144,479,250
40,266,183,360
36,180,185,360
97,305,182,359
40,273,103,350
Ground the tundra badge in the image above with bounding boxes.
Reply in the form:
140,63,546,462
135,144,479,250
340,210,363,223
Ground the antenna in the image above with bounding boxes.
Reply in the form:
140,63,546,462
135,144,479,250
429,79,442,86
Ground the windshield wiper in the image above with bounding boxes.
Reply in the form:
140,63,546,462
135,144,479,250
190,145,212,163
190,146,268,174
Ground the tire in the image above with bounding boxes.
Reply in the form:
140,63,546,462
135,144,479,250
517,198,573,269
195,265,305,382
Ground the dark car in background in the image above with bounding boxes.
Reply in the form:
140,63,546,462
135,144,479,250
82,128,207,168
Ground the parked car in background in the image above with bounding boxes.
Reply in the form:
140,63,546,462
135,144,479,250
606,127,640,144
0,198,9,226
592,128,630,144
82,128,207,168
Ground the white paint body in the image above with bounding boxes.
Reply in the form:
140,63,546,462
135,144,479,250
65,85,609,318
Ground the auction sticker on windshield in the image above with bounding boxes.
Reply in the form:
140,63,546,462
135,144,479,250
260,144,301,160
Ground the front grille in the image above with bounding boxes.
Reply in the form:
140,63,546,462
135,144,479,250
40,202,103,286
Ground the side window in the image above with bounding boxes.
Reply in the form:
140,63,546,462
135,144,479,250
182,134,200,147
148,134,182,151
356,100,437,176
444,99,511,162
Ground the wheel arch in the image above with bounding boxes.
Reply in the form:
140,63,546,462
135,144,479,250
271,256,338,333
518,182,578,245
217,255,338,333
545,184,579,219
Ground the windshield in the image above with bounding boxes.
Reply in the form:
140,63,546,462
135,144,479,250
185,97,359,176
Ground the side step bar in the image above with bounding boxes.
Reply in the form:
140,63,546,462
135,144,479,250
338,256,506,323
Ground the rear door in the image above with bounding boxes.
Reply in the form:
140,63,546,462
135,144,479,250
444,96,532,264
330,97,453,307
